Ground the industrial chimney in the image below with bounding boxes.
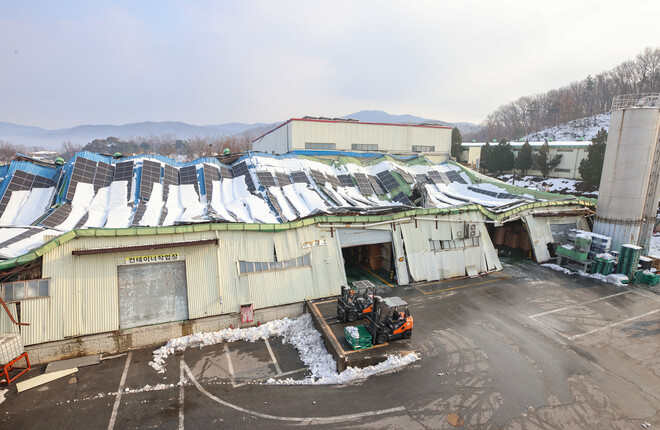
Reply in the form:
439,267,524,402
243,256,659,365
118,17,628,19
593,93,660,254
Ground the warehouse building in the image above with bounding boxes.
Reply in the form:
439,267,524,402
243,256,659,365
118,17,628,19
0,151,593,359
252,117,453,159
462,141,591,179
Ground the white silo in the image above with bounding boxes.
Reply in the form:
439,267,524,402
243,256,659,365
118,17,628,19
593,94,660,254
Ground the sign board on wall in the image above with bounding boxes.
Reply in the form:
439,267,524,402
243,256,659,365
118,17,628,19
125,253,180,265
302,239,326,249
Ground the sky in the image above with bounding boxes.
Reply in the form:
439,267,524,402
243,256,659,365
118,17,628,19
1,0,659,129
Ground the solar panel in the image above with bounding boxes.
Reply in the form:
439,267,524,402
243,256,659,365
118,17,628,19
376,171,399,192
75,213,88,228
290,171,310,184
231,162,255,192
163,164,179,200
40,203,73,228
353,173,374,195
446,170,468,184
415,174,430,184
66,157,97,201
310,170,327,185
93,162,114,192
275,172,292,186
256,171,277,188
367,175,385,195
203,164,220,200
266,190,284,220
0,228,42,249
396,168,414,184
220,166,234,180
0,171,37,217
180,165,199,194
140,160,161,200
337,174,354,187
326,173,341,188
158,207,168,226
428,171,445,185
130,202,148,227
393,192,413,206
114,160,134,199
32,175,55,189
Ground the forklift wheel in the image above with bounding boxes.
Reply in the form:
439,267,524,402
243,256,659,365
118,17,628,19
402,329,412,339
338,308,345,322
376,333,388,344
347,311,358,322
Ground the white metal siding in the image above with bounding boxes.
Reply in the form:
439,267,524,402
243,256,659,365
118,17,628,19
337,228,392,248
524,215,590,262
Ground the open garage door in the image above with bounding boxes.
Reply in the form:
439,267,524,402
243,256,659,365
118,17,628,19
118,261,189,329
337,228,405,285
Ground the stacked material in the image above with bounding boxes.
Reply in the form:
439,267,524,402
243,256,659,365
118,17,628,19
592,253,615,275
568,229,612,260
556,244,588,261
639,256,653,271
617,244,643,280
0,334,24,365
641,270,660,286
344,325,373,350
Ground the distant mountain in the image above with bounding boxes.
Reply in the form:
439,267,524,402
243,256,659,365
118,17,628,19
521,113,610,142
0,120,277,150
342,110,482,134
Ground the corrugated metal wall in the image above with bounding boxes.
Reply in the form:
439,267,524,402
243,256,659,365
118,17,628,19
17,225,344,345
524,214,590,262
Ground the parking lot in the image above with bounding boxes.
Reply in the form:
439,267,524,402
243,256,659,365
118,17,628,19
2,262,659,429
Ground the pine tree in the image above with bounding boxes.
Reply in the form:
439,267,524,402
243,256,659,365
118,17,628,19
578,128,608,186
479,142,492,172
533,141,563,178
451,128,463,160
488,139,515,174
514,140,533,176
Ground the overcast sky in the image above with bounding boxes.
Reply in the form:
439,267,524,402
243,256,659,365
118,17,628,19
1,0,659,129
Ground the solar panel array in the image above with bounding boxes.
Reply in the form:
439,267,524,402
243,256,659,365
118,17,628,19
220,166,233,180
275,172,292,186
266,190,284,221
353,173,374,195
41,203,73,228
93,162,115,192
203,165,220,200
66,157,97,201
415,174,430,184
0,172,37,218
256,171,277,188
114,160,134,199
467,186,518,200
140,160,161,200
310,170,327,185
232,162,255,192
163,164,179,200
376,171,399,192
393,192,413,206
326,173,341,189
337,174,354,187
396,168,414,184
368,175,385,195
428,171,446,185
446,170,467,184
290,171,310,184
180,165,199,194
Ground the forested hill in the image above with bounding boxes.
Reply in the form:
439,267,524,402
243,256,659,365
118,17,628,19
477,47,659,141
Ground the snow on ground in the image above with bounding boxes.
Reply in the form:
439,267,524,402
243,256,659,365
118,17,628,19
650,234,660,257
541,263,624,286
523,112,610,142
498,174,597,197
0,388,6,405
149,314,419,385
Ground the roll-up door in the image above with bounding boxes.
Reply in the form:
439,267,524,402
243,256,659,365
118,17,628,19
337,228,392,248
118,261,189,329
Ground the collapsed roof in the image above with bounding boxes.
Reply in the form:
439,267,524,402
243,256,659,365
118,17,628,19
0,151,594,261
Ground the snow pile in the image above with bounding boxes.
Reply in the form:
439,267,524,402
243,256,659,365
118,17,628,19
149,314,419,385
56,183,95,231
596,253,614,261
499,175,596,196
541,263,624,286
140,183,165,226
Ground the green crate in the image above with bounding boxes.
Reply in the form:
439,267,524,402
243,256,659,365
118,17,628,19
344,326,373,350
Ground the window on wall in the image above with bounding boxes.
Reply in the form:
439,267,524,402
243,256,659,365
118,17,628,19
351,144,379,151
412,145,436,152
238,253,311,275
429,237,480,251
557,149,574,152
0,279,50,302
554,168,570,172
305,142,336,150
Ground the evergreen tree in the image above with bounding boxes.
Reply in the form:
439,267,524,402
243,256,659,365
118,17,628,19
479,142,492,172
488,139,515,174
578,128,608,186
533,141,563,178
514,140,533,176
451,128,463,160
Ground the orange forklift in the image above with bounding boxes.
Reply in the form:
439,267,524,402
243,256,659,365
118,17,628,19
364,295,413,345
337,280,376,322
